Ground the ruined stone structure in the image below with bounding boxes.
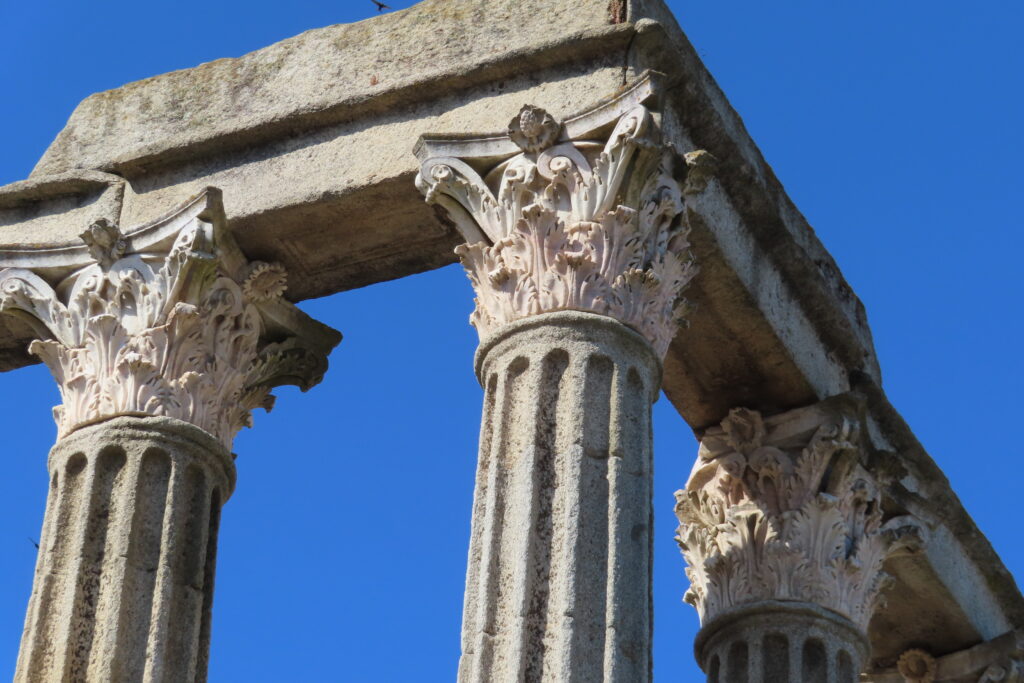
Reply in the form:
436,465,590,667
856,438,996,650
1,1,1020,681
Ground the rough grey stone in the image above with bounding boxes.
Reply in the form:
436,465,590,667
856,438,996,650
463,311,659,682
0,0,1019,673
30,0,625,179
695,601,869,683
867,627,1024,682
16,416,234,683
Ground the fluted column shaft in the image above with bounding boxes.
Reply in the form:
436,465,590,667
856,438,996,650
15,416,234,683
695,602,868,683
459,311,660,683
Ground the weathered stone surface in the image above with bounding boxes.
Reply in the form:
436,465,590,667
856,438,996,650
0,188,341,449
675,398,924,633
0,0,1019,672
30,0,623,178
416,75,697,356
462,312,659,682
695,601,870,683
16,416,233,683
0,0,875,435
868,630,1024,682
419,89,694,680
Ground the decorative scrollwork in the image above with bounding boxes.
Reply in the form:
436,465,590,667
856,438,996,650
0,195,336,449
674,404,926,631
417,104,696,357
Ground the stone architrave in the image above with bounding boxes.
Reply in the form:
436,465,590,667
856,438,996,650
416,73,699,682
2,188,340,683
674,398,925,683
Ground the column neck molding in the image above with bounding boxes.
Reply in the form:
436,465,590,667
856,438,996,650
675,398,926,633
415,72,700,358
48,414,238,497
472,310,661,392
0,188,341,450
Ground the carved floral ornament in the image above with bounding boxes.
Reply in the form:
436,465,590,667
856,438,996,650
415,99,700,358
0,190,340,450
674,404,926,632
898,649,937,683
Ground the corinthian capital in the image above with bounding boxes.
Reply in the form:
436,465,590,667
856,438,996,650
0,188,340,449
674,398,925,631
415,73,698,357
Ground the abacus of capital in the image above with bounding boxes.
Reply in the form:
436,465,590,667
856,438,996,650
2,1,1022,681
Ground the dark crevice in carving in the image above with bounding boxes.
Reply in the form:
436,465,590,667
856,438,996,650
523,349,567,681
726,640,749,683
480,356,528,673
166,465,209,680
802,638,827,682
763,633,789,682
115,447,170,680
195,487,222,683
68,446,126,679
565,353,612,678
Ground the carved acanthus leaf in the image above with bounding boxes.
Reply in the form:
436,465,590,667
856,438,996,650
0,192,338,449
674,404,926,632
417,104,696,357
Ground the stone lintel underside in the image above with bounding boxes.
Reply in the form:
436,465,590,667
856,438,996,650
1,0,1019,667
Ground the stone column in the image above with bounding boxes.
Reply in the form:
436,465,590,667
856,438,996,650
674,398,925,683
416,75,698,682
1,189,340,682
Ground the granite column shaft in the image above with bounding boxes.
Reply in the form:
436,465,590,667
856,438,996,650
16,418,232,683
1,189,340,682
460,312,659,682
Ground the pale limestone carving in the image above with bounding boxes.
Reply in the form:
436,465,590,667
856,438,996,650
460,312,660,682
79,218,127,269
416,79,696,356
16,417,233,682
898,649,937,683
675,402,924,632
242,261,288,301
507,104,561,153
981,661,1024,683
0,189,338,449
975,631,1024,683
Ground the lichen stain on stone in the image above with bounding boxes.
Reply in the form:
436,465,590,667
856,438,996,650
608,0,627,24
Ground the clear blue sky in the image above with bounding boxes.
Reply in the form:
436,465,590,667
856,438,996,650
1,2,1021,680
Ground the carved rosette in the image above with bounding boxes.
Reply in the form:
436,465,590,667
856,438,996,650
416,102,696,357
674,404,925,632
0,190,339,450
898,649,937,683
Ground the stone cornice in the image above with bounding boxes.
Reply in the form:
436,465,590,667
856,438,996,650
674,398,926,632
415,73,698,357
0,188,341,449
